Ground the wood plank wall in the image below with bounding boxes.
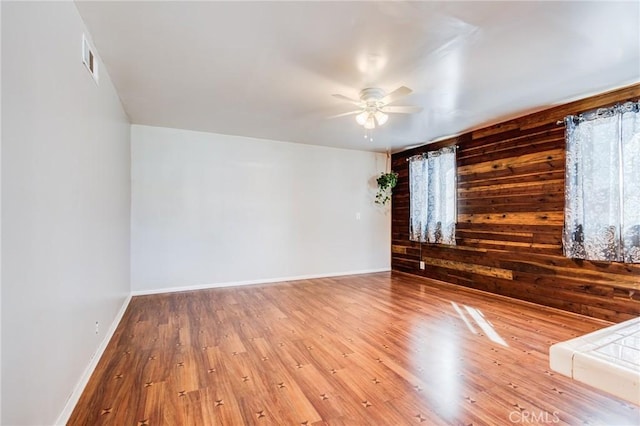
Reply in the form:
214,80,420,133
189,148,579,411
391,84,640,322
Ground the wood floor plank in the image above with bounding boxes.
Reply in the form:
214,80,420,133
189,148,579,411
68,272,640,425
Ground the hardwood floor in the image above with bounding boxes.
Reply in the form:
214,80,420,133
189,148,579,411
69,272,639,425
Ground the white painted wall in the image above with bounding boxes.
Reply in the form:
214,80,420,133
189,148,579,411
131,125,390,292
0,2,4,421
1,2,130,425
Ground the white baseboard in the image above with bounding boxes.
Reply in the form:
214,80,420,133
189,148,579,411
54,293,132,425
131,268,391,296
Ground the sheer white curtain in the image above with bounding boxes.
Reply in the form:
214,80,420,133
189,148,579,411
563,101,640,263
409,146,457,244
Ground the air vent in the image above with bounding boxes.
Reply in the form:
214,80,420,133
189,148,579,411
82,34,99,84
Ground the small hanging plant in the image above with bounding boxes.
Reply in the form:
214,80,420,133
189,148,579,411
375,171,398,205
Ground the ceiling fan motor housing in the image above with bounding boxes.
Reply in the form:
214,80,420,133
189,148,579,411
360,87,386,104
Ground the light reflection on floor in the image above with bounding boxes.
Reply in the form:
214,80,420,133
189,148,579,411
411,318,461,421
451,301,508,347
409,302,508,420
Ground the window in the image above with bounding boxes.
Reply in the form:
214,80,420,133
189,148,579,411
409,146,457,244
563,101,640,263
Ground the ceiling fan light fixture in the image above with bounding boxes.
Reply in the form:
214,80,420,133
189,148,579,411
355,111,369,126
374,111,388,126
364,115,376,129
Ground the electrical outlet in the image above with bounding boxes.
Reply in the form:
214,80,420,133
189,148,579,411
95,321,99,335
419,261,425,270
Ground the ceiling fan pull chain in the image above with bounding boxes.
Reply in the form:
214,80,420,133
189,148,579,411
363,128,374,142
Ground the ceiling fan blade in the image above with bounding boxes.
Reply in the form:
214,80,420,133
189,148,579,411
331,94,361,106
327,110,361,119
383,105,423,114
381,86,412,104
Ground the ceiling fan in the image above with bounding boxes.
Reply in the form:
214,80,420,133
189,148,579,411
330,86,423,129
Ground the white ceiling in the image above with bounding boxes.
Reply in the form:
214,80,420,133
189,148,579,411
75,1,640,153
